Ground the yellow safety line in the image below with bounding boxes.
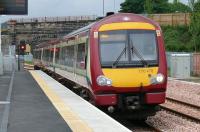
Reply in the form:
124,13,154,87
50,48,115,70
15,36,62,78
29,70,93,132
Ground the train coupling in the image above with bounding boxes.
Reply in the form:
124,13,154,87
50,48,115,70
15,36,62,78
126,96,140,110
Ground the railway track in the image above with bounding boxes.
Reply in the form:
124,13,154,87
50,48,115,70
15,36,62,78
145,121,163,132
160,97,200,123
166,97,200,110
111,115,163,132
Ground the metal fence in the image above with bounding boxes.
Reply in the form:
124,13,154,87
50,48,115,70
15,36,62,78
11,15,97,23
7,14,190,25
148,13,190,26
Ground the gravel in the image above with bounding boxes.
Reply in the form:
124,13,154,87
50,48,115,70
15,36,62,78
145,79,200,131
147,111,200,132
161,100,200,120
167,80,200,107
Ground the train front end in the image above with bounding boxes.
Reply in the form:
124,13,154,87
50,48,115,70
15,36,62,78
89,13,167,116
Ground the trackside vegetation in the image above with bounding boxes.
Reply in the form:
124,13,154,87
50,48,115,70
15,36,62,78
162,25,194,52
120,0,200,52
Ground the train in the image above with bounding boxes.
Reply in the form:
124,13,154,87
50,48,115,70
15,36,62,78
33,13,167,120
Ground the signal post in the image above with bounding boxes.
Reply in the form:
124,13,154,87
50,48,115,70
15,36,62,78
17,42,26,71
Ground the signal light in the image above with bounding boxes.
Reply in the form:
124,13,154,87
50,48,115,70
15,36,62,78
18,44,26,55
20,44,26,51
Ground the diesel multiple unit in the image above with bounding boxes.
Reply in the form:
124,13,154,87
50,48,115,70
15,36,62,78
33,13,167,119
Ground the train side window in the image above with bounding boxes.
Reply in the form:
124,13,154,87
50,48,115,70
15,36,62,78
59,47,66,65
43,49,47,61
66,45,74,67
76,43,86,69
55,47,60,64
37,50,41,60
59,45,74,68
44,49,50,62
50,48,54,62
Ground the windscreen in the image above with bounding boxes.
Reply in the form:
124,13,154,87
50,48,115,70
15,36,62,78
99,30,158,68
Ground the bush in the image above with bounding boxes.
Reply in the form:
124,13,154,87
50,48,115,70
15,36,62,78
161,25,194,52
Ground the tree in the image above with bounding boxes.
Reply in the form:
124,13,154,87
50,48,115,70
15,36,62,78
120,0,171,14
120,0,145,14
168,2,191,13
194,1,200,11
120,0,191,14
152,0,170,13
173,0,179,4
144,0,153,14
189,0,200,52
189,0,195,11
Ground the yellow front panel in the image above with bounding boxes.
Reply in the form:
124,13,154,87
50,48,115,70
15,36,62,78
102,67,158,88
99,22,155,31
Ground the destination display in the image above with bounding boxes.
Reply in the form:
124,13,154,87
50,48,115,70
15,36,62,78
0,0,28,15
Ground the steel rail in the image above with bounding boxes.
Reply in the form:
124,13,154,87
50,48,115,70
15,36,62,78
166,97,200,110
160,99,200,123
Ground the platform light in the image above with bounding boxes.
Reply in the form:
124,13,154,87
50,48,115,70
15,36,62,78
97,75,112,86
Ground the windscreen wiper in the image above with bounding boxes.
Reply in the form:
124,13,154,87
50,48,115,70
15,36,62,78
112,46,126,68
130,40,148,67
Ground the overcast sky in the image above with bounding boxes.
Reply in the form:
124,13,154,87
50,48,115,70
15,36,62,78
0,0,124,23
0,0,188,23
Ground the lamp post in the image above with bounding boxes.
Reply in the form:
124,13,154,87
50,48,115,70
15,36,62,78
114,0,116,13
0,16,3,75
103,0,105,16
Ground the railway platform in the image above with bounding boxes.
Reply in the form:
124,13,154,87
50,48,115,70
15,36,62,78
0,70,131,132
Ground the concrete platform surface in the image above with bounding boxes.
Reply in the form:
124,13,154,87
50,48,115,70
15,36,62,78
0,72,12,128
0,70,131,132
0,71,71,132
30,70,131,132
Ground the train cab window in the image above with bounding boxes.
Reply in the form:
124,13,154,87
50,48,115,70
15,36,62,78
129,30,158,63
99,30,128,67
99,30,158,68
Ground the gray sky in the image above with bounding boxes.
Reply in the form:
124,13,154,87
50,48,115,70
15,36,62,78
0,0,189,23
0,0,124,23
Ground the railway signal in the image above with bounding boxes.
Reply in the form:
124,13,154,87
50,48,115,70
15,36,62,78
17,41,26,71
19,40,26,55
20,44,26,51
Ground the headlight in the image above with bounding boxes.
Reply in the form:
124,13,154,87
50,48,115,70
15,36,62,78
151,73,165,84
96,75,112,86
156,73,164,83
